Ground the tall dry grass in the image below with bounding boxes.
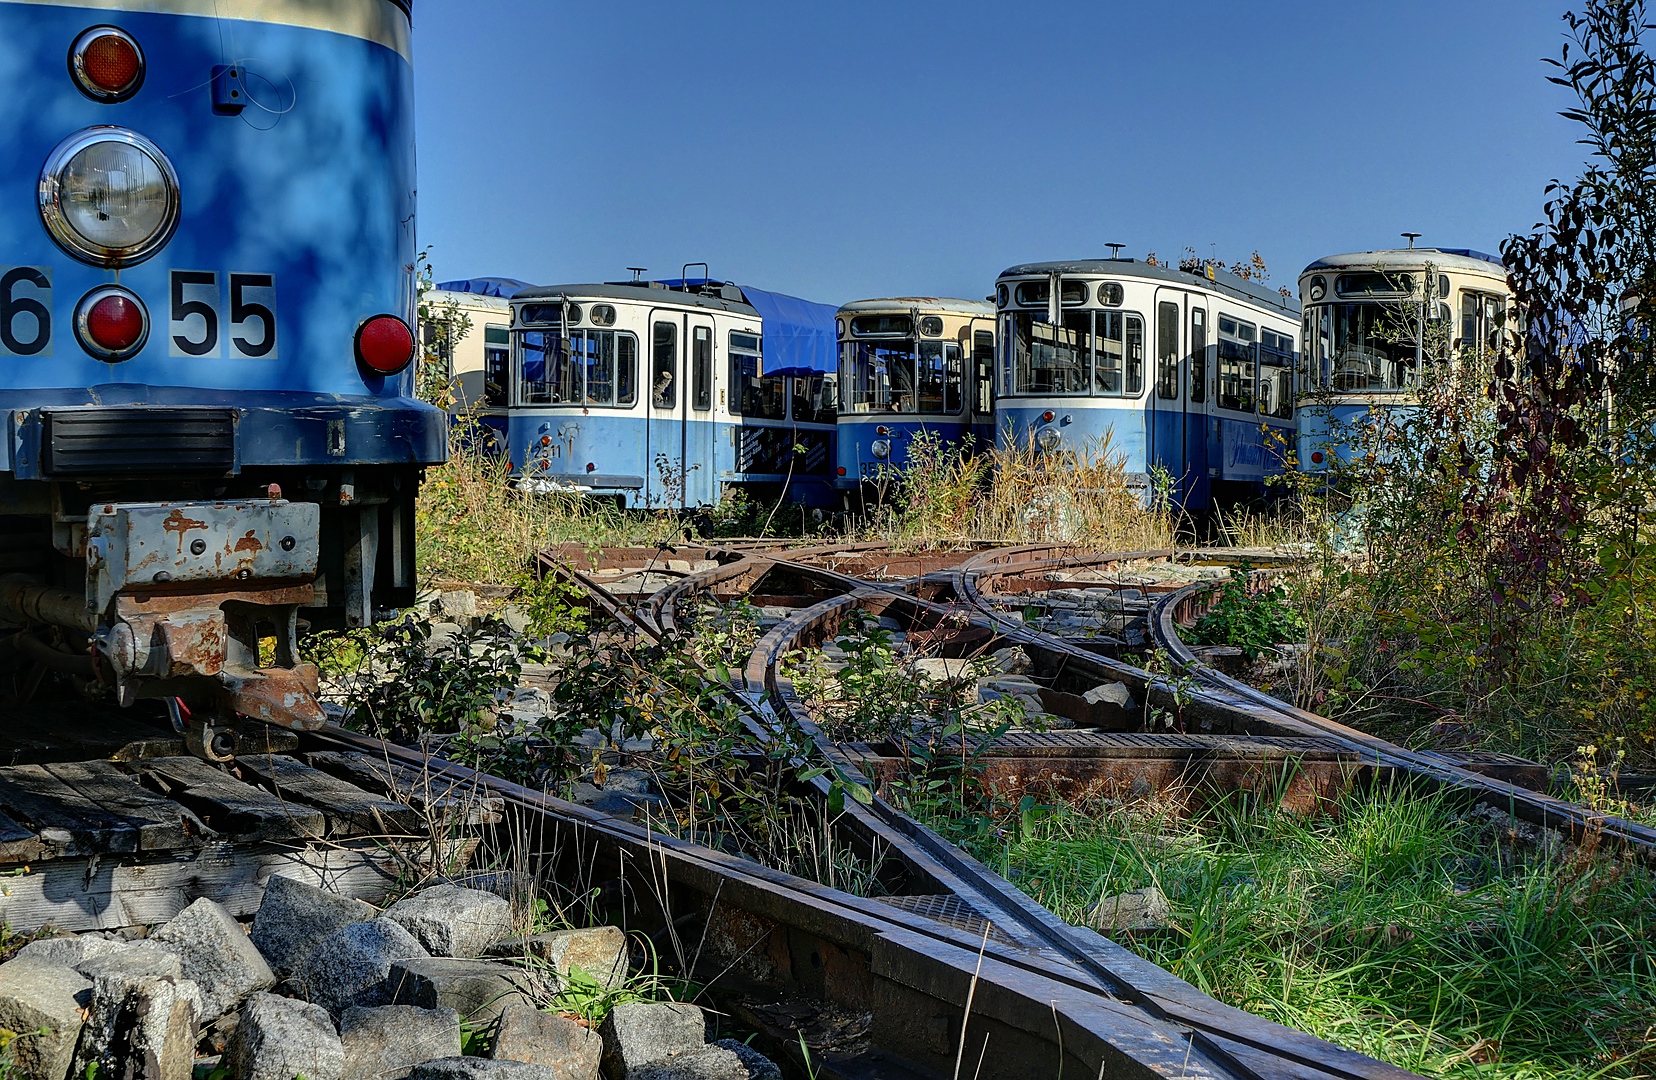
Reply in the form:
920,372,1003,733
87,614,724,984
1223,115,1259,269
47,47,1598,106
866,429,1177,549
416,419,679,585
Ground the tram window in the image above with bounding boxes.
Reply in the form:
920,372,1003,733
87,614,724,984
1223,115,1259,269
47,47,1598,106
591,304,617,327
1257,328,1293,419
792,375,836,424
730,332,784,419
1013,280,1088,306
1335,272,1413,298
1093,312,1122,394
1012,311,1093,394
617,333,637,405
1156,301,1179,399
1125,316,1144,395
850,314,912,337
691,326,712,411
844,339,922,413
973,330,995,414
1460,292,1507,358
519,330,581,405
484,341,510,408
944,342,964,413
1098,282,1124,306
1329,304,1415,392
652,322,677,409
917,341,942,411
1189,309,1206,402
519,304,560,325
423,320,454,380
1217,314,1256,412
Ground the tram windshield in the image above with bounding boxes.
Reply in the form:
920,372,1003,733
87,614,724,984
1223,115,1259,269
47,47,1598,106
1312,303,1422,393
841,339,962,414
1008,311,1143,396
519,330,638,406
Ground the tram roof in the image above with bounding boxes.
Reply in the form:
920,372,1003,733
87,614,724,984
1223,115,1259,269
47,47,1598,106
997,258,1299,316
436,277,533,299
1301,248,1507,277
513,283,760,316
839,298,994,316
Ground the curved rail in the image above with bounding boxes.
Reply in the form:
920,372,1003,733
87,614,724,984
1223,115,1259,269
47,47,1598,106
547,542,1421,1079
1150,577,1656,860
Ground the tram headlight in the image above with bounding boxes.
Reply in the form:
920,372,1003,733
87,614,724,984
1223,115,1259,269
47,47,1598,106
1035,426,1062,452
39,127,179,267
870,439,891,460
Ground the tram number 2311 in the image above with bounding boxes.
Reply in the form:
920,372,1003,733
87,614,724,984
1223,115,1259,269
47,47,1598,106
0,265,278,361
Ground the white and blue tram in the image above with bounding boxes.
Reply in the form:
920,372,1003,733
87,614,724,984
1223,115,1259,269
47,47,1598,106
1297,247,1513,470
835,298,995,489
994,259,1301,509
499,278,838,510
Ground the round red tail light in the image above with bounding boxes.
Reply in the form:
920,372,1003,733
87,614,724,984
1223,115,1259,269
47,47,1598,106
70,27,144,102
837,466,847,476
1310,451,1325,465
74,285,148,360
355,314,415,375
1041,410,1055,423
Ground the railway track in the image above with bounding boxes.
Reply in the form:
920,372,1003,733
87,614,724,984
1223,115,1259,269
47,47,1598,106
0,540,1641,1079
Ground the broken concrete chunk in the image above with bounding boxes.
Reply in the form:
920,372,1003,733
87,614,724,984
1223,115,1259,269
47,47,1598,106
252,874,377,977
913,658,975,683
510,926,629,990
599,1001,706,1077
76,939,185,982
385,884,514,958
630,1040,783,1080
228,992,344,1080
387,957,541,1024
989,647,1033,675
74,972,202,1080
1082,682,1135,709
410,1058,556,1080
11,933,121,969
0,958,92,1080
151,896,276,1021
490,1003,601,1080
302,918,430,1018
340,1004,461,1080
1090,886,1172,932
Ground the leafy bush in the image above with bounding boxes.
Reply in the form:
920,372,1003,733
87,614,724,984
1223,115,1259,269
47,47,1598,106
1192,568,1307,661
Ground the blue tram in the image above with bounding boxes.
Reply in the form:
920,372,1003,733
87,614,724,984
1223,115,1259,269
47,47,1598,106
835,298,995,493
1296,247,1513,471
994,259,1300,509
501,277,839,510
0,0,441,753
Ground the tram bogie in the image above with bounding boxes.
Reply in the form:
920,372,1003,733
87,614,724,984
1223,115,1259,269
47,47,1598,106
1296,248,1515,471
835,298,995,492
502,278,838,510
994,259,1300,509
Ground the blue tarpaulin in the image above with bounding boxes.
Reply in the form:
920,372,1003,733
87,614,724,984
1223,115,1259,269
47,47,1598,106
738,286,837,377
654,280,837,377
435,277,534,298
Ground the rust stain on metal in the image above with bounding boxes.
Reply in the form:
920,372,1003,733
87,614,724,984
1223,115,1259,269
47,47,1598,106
232,530,263,554
160,509,208,551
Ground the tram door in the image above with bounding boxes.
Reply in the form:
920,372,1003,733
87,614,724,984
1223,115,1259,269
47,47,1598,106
646,313,680,508
1188,305,1212,509
1150,291,1188,504
684,315,717,507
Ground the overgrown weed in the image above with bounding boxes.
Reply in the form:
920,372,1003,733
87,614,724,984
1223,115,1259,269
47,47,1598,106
964,784,1656,1078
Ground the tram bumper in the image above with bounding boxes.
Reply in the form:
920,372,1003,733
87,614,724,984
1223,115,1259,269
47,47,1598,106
82,498,325,729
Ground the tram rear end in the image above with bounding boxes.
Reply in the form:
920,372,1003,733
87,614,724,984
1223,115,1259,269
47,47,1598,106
0,0,442,755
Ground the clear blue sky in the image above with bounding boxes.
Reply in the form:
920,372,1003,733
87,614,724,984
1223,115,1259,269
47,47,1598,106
413,1,1586,304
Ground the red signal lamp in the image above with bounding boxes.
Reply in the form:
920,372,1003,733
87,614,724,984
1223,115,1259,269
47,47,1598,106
1041,410,1055,423
70,26,144,102
355,314,414,376
74,285,148,361
1310,451,1325,465
837,466,847,476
